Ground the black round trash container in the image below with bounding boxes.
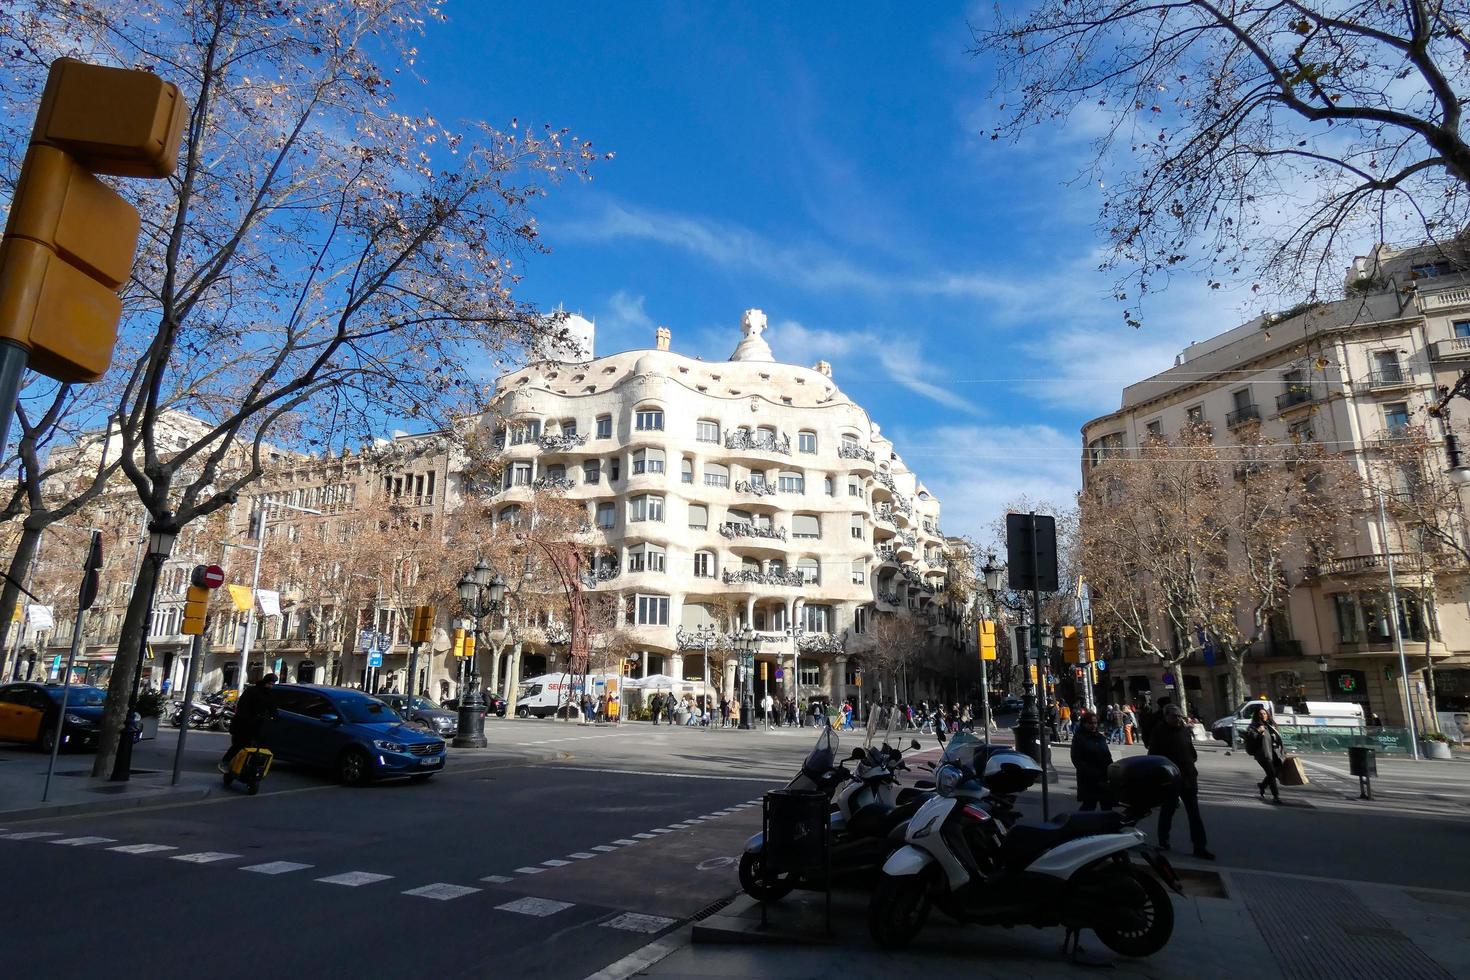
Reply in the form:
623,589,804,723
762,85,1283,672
1348,745,1377,778
764,788,828,872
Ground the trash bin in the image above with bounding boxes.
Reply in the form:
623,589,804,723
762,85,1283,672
763,788,828,872
1348,745,1377,778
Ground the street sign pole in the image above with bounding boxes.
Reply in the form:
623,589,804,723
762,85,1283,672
171,620,206,786
41,604,87,802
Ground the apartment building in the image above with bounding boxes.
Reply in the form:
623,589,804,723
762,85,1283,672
1081,243,1470,728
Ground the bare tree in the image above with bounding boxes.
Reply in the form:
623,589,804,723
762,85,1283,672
974,3,1470,323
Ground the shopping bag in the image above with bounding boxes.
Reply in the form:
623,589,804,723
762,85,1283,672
1279,755,1308,786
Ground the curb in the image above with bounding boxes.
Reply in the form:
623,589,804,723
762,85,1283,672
1,786,213,823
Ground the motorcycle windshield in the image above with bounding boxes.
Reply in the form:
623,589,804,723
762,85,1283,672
939,732,984,771
800,724,837,778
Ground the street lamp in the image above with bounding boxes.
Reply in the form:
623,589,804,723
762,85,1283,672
453,559,500,748
736,626,757,730
110,514,177,782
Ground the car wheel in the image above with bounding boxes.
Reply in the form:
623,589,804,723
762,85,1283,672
516,706,529,718
35,726,57,754
337,748,371,787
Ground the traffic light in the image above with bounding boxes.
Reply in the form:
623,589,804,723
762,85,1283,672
978,619,997,661
463,633,476,659
1062,626,1080,663
452,628,465,658
182,584,209,636
0,59,186,383
411,605,434,645
759,661,768,681
1028,664,1039,684
1082,624,1096,662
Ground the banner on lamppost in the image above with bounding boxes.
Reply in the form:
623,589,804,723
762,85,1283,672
257,589,281,618
227,584,253,611
26,605,54,630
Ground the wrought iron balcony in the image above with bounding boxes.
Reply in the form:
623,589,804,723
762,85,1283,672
892,497,913,517
538,433,588,452
896,532,917,550
1226,404,1261,428
1366,365,1411,389
1275,384,1321,411
719,522,788,542
542,623,571,646
876,589,901,605
838,443,875,463
734,479,776,497
797,632,845,654
874,504,896,523
532,476,575,492
725,430,791,456
876,472,898,492
876,545,896,561
579,565,620,588
721,568,804,587
675,627,734,651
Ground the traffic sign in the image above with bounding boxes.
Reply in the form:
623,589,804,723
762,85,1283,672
358,629,375,652
376,633,392,653
200,564,225,588
367,651,383,668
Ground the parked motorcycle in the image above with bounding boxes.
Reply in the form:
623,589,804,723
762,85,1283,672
868,733,1184,958
739,708,933,901
166,698,212,729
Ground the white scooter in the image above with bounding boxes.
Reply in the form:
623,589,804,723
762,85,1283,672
868,735,1184,958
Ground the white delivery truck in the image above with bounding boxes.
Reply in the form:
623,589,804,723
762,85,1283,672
1211,698,1365,745
514,673,621,718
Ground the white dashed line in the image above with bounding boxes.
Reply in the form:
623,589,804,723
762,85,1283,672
170,851,240,864
611,838,638,846
602,912,677,934
514,866,545,875
50,836,116,846
497,896,574,917
633,833,657,840
480,874,514,884
108,843,176,855
568,852,597,859
404,883,480,901
541,859,571,867
241,861,313,875
317,871,392,886
2,831,61,840
591,845,618,853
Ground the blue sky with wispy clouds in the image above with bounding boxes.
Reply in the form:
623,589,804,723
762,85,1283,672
410,2,1260,540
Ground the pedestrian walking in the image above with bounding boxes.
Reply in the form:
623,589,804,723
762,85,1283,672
1145,704,1214,860
1070,710,1114,811
730,697,741,728
1244,706,1285,804
761,692,774,730
218,673,277,773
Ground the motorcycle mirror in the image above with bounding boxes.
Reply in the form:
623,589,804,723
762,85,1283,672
910,739,921,751
848,748,865,761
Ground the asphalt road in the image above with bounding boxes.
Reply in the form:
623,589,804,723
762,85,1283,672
2,719,1469,979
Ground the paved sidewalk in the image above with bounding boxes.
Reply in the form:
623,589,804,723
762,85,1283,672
0,739,215,822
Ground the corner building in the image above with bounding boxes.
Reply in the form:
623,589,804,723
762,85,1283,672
486,311,950,707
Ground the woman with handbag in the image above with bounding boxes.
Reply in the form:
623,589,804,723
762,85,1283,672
1245,706,1285,804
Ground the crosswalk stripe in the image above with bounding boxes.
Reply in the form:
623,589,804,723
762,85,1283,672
611,839,637,846
2,831,61,840
108,843,176,855
541,859,571,867
568,852,597,859
404,883,480,901
513,866,545,875
241,861,313,875
649,828,673,834
496,896,574,917
632,833,656,839
591,845,618,852
601,912,677,934
317,871,392,886
50,836,116,846
170,851,240,864
480,875,514,884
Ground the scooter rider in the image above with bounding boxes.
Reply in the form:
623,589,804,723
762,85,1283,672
218,673,278,773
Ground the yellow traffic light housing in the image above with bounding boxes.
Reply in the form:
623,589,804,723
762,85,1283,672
452,628,465,658
1082,624,1096,662
978,619,997,661
33,58,187,178
411,605,435,645
463,633,476,659
182,584,209,636
1062,626,1080,663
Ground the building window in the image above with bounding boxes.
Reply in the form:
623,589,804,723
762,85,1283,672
498,505,522,527
851,559,866,585
560,419,577,438
1186,405,1204,424
609,459,620,481
1384,402,1410,436
1412,261,1453,278
635,408,664,431
1145,420,1162,437
850,514,864,539
842,433,859,448
792,514,821,539
635,594,669,626
595,502,615,529
681,458,694,484
632,448,665,475
629,494,664,522
704,462,730,488
802,603,830,633
693,551,715,578
798,431,817,454
797,558,820,585
848,478,862,498
824,476,835,496
687,503,708,530
853,606,868,635
696,420,721,443
595,415,612,439
583,461,601,483
628,545,665,573
510,462,532,486
1455,320,1470,338
509,420,541,445
778,471,804,494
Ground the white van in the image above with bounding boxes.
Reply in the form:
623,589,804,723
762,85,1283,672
1211,698,1365,743
515,673,620,718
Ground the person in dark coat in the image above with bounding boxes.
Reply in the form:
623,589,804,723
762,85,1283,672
218,673,277,773
1069,710,1114,810
1145,704,1214,860
1244,706,1285,803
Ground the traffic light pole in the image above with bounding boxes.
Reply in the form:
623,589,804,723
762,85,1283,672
0,340,26,461
171,619,207,786
41,603,87,802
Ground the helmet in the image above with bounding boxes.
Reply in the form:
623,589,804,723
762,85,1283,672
1107,755,1181,808
982,750,1042,793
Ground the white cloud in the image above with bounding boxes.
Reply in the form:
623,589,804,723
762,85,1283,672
605,290,654,331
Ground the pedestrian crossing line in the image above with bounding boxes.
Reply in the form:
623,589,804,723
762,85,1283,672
611,838,638,846
514,866,546,875
108,843,177,855
497,896,574,917
49,836,116,846
632,832,657,840
649,828,674,834
241,861,313,875
317,871,393,886
404,883,481,901
591,845,618,852
568,852,597,859
480,875,514,884
2,831,61,840
541,858,572,867
601,912,677,934
170,851,240,864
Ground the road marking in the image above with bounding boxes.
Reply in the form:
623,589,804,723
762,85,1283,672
404,883,481,901
317,871,392,886
649,828,674,834
2,831,61,840
171,851,240,864
108,843,176,855
633,833,656,840
542,858,571,867
49,836,116,846
480,874,514,884
591,845,618,852
533,765,785,783
241,861,313,875
514,866,545,875
496,896,574,917
601,912,677,934
668,822,693,828
568,852,597,859
611,839,638,846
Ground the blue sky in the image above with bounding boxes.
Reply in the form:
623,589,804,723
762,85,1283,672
408,2,1243,541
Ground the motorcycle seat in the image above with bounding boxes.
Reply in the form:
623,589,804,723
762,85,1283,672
1002,811,1124,870
845,802,895,839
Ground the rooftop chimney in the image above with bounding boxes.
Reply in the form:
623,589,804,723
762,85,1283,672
655,326,671,351
813,360,832,378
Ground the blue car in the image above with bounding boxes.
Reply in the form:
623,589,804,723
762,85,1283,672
260,685,446,786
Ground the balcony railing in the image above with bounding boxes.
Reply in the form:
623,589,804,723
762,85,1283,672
1303,552,1429,577
876,590,901,605
538,433,587,452
1275,384,1322,411
892,497,913,517
896,532,917,550
725,430,791,456
1431,337,1470,361
1226,404,1261,428
675,627,734,652
874,504,896,523
876,545,896,561
719,522,788,542
580,565,620,588
1366,365,1411,389
838,443,876,463
797,632,845,654
721,568,804,587
532,476,575,492
734,479,776,497
876,472,897,493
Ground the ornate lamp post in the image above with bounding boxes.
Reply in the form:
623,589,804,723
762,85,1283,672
453,560,504,749
736,626,756,730
111,515,176,782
